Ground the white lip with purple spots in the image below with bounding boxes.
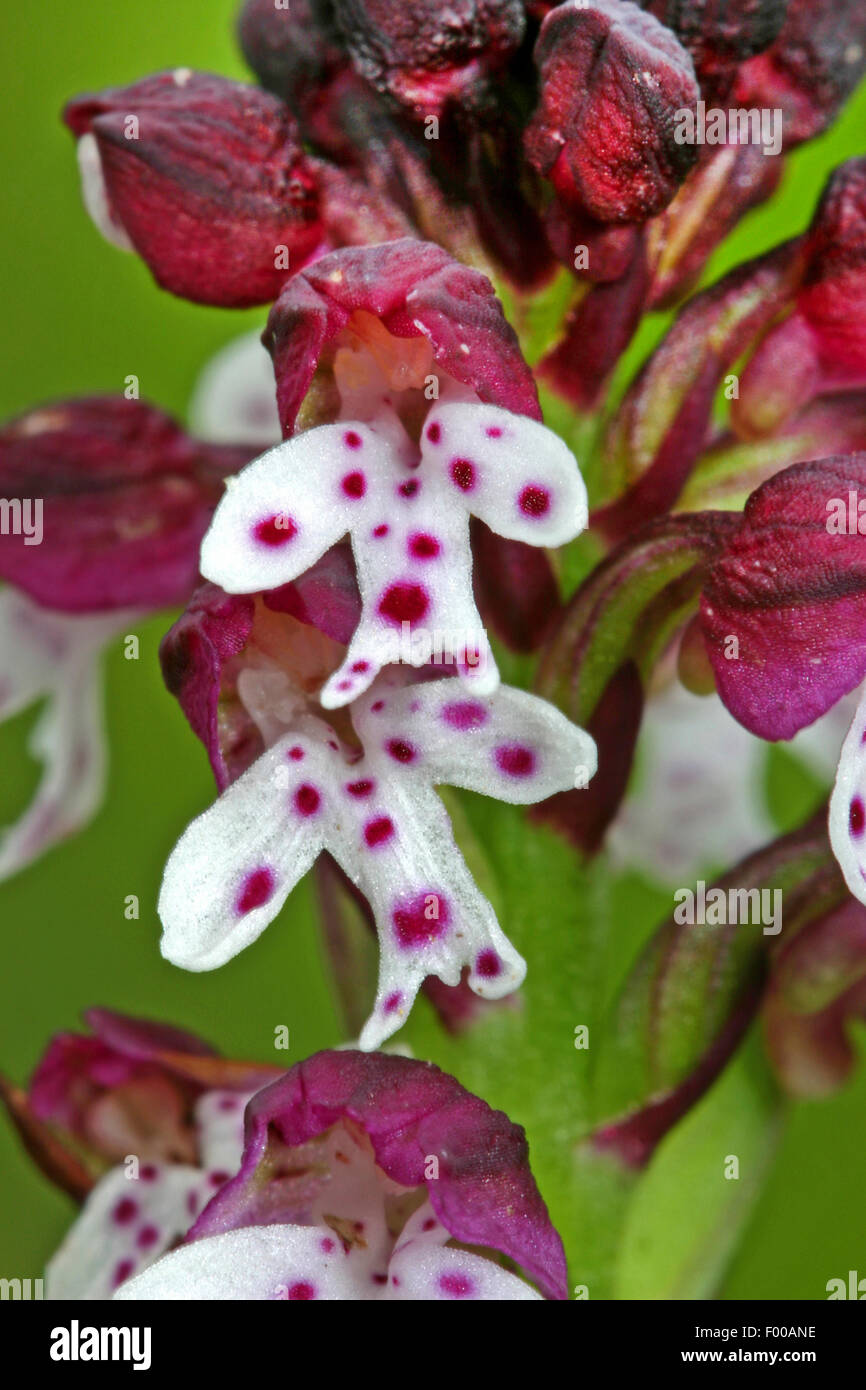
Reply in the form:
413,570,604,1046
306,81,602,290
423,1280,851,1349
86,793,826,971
199,398,587,709
158,670,597,1050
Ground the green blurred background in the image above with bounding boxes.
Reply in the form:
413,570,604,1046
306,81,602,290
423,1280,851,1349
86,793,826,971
1,0,865,1299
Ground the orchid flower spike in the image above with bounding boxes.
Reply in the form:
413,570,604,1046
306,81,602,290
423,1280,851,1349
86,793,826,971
159,660,596,1051
200,366,587,709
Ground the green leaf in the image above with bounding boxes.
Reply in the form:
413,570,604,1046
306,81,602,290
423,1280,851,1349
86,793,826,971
615,1030,783,1300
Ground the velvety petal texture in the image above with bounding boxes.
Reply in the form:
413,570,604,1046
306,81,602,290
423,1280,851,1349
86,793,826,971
264,239,542,434
64,71,323,307
332,0,526,118
149,1050,569,1300
200,399,586,705
525,0,700,224
0,397,252,613
158,669,596,1049
701,454,866,739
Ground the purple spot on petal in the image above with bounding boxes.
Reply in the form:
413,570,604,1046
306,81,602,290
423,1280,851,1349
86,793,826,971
288,745,304,761
409,532,441,560
426,421,441,444
218,1096,239,1111
254,514,297,547
386,739,416,763
495,744,535,777
486,425,503,438
112,1198,138,1226
443,700,488,731
236,866,276,915
137,1225,159,1250
288,1281,316,1300
294,784,321,817
351,660,369,673
320,1238,335,1253
399,478,420,498
373,523,389,538
378,582,429,626
139,1165,157,1182
450,458,475,491
371,700,385,713
851,797,865,839
439,1271,474,1298
113,1260,135,1289
519,484,551,517
364,816,395,848
344,430,362,449
476,949,502,978
384,990,403,1014
346,778,375,798
372,1272,388,1285
342,471,366,498
423,1217,437,1232
393,891,450,948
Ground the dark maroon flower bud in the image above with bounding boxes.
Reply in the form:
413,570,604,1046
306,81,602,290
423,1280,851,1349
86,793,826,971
0,397,253,613
545,203,642,284
735,158,866,436
733,0,866,146
525,0,700,224
237,0,347,111
25,1008,276,1172
331,0,526,118
643,0,787,103
700,453,866,740
63,71,322,307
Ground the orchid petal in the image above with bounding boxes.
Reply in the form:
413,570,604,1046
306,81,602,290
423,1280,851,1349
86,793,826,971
200,398,586,708
46,1163,207,1300
353,676,598,805
114,1223,374,1300
0,592,129,881
158,730,328,971
387,1239,542,1300
160,668,594,1047
420,400,588,546
194,1090,253,1176
829,684,866,906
